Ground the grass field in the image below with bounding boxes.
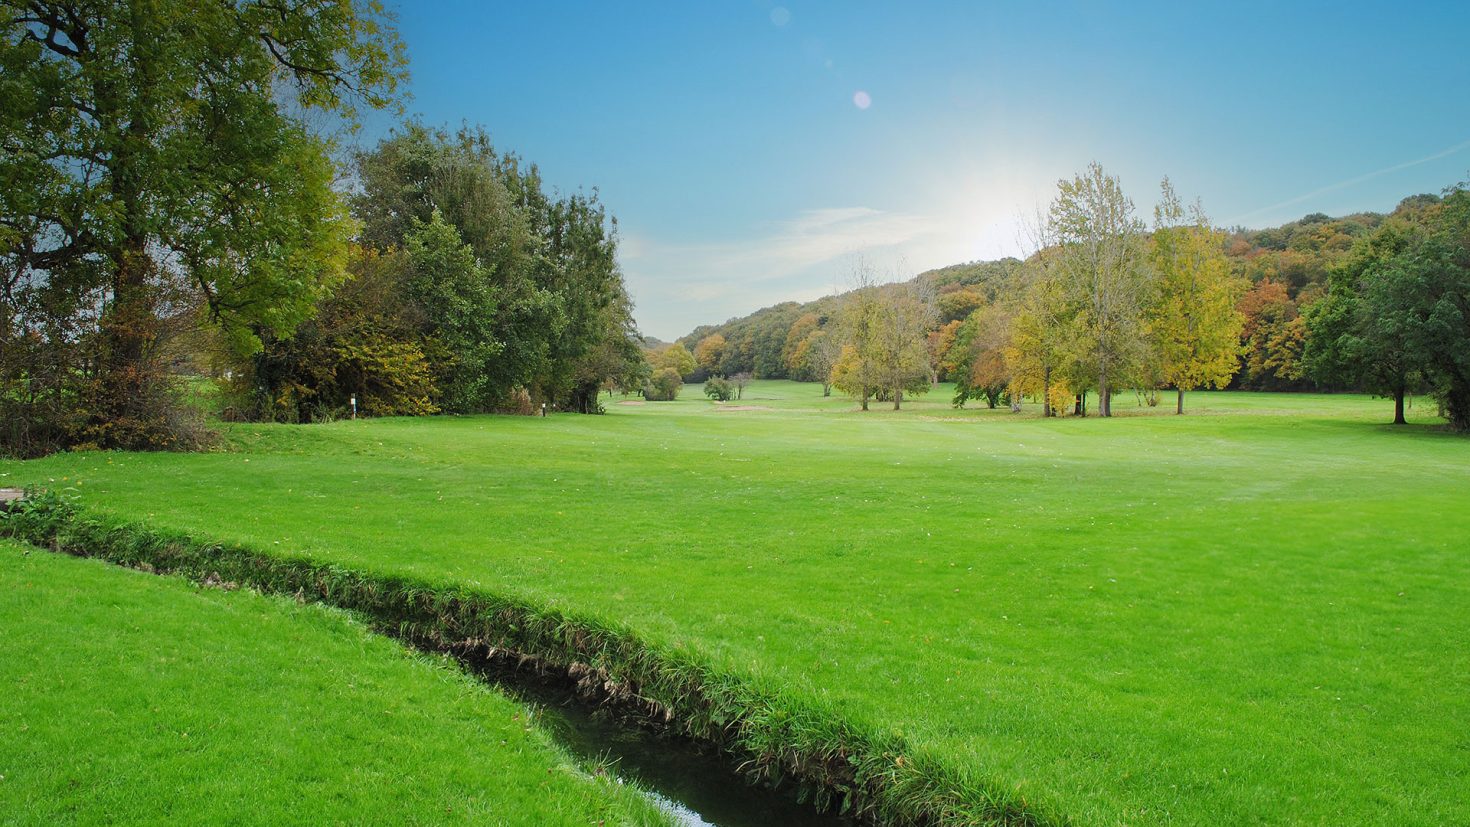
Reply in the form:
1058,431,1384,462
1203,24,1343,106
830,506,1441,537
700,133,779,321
0,539,669,825
4,381,1468,824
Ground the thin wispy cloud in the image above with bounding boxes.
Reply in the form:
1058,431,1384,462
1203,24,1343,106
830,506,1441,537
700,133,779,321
654,206,929,288
621,206,942,337
1226,138,1470,225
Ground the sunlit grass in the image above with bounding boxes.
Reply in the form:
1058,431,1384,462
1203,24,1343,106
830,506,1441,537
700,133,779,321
4,382,1466,824
0,540,669,825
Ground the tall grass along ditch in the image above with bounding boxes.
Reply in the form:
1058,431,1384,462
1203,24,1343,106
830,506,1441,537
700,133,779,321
1,490,1057,827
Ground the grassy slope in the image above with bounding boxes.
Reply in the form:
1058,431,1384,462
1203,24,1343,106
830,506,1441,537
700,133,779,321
0,540,668,826
4,383,1468,824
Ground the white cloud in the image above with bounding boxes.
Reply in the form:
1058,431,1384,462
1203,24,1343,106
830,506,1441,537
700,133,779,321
668,206,929,283
620,203,1027,339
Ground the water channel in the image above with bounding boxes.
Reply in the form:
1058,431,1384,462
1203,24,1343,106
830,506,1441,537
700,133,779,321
462,657,854,827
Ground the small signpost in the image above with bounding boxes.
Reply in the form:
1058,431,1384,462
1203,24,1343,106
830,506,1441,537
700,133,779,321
350,395,358,420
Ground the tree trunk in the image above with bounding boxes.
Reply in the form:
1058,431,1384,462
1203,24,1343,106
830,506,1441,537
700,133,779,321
1042,367,1053,417
860,386,869,411
1394,387,1406,425
893,389,902,410
1177,388,1185,415
87,16,169,449
822,382,831,397
1098,373,1110,417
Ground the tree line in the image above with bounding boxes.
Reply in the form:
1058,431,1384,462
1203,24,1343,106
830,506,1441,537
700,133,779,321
1,1,644,457
674,164,1470,428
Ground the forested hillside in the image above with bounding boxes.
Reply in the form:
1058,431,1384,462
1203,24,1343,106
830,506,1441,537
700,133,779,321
674,193,1435,395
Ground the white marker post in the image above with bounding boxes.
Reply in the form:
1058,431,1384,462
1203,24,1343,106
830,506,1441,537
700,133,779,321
350,395,357,420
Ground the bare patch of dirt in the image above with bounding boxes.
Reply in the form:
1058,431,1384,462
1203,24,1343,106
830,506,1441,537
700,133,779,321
616,400,646,406
713,405,772,412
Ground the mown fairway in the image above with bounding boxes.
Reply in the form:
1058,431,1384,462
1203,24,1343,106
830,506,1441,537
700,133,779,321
0,540,668,825
4,383,1467,824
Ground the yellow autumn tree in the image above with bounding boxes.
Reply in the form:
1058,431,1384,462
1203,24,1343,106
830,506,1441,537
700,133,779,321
693,333,727,373
1149,178,1246,414
1006,250,1073,416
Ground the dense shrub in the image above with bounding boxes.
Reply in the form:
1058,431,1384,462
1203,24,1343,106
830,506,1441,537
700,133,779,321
645,367,683,401
703,376,734,401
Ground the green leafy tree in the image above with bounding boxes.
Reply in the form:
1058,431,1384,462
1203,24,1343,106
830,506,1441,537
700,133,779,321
0,0,405,450
351,124,636,413
703,376,734,401
1416,189,1470,429
645,367,683,401
403,212,501,411
237,247,438,423
1355,186,1470,429
1304,222,1428,424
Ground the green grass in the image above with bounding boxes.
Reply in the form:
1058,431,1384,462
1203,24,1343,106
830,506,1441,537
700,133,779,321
0,539,670,826
4,381,1468,824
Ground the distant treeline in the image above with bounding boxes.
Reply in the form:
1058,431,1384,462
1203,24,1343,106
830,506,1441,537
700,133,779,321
665,171,1470,427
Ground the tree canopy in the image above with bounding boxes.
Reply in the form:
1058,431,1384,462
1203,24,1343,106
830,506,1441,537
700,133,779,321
1,0,405,452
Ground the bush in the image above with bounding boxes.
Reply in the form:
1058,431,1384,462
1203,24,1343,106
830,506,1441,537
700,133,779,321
644,367,683,401
703,376,734,401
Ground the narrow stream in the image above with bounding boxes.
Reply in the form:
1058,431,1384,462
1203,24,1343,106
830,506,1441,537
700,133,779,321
461,658,853,827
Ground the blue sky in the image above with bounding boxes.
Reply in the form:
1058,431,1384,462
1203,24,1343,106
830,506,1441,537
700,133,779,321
379,1,1470,340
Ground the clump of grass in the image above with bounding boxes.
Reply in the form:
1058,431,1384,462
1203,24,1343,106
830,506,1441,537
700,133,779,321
3,494,1055,826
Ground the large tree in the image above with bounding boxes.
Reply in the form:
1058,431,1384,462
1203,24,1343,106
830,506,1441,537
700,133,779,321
1046,163,1150,417
0,0,405,450
1148,179,1245,413
1303,222,1426,424
694,333,727,373
241,246,437,423
950,304,1014,409
831,273,884,410
790,326,841,396
1007,238,1075,417
1407,186,1470,428
319,123,642,415
1340,186,1470,430
872,282,935,410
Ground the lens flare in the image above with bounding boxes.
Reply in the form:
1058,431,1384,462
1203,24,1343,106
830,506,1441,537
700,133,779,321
770,6,790,26
853,90,872,110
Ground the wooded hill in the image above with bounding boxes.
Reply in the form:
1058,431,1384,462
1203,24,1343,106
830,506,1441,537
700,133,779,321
674,196,1431,393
